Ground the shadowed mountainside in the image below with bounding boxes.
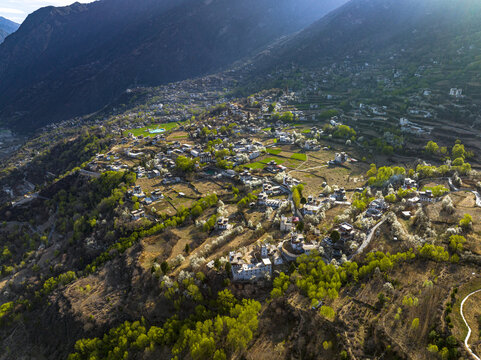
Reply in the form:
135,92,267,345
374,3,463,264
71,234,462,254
0,0,346,133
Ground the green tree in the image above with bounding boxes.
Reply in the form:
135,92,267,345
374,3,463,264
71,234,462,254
161,261,169,274
191,205,203,218
217,289,236,314
452,143,466,159
427,344,438,354
279,111,294,122
292,188,301,209
225,262,232,275
452,157,464,166
449,234,466,253
333,125,356,139
459,213,473,230
213,349,226,360
319,305,335,320
175,156,196,172
425,141,439,154
330,230,341,243
384,193,397,203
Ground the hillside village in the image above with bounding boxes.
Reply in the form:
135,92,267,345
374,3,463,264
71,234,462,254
0,37,481,360
65,92,479,286
3,0,481,359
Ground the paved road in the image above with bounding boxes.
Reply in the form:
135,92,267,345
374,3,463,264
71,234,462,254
460,288,481,360
448,178,459,192
472,191,481,207
349,216,386,259
447,177,481,207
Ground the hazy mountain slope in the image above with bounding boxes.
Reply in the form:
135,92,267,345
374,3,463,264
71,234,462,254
0,0,346,133
251,0,481,72
0,16,19,43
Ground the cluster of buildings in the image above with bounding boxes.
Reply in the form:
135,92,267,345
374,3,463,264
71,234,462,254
127,185,165,219
449,88,463,98
328,152,348,166
399,118,432,136
229,245,278,281
365,199,388,219
281,232,320,261
276,131,295,144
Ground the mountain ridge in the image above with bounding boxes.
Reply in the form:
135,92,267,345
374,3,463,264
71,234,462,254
0,16,19,44
0,0,347,133
248,0,481,71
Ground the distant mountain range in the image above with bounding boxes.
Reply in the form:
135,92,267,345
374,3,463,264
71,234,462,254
0,16,19,44
3,0,481,133
0,0,346,133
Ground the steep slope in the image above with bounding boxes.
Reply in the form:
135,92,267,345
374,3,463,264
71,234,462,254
0,16,19,43
239,0,481,154
251,0,481,71
0,0,346,133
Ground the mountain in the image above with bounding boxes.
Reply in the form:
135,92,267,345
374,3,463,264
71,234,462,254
0,17,19,43
0,0,347,133
251,0,481,73
240,0,481,155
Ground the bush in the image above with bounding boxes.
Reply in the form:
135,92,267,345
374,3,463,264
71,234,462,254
418,244,449,262
459,213,473,231
448,234,466,253
319,305,336,320
411,317,420,330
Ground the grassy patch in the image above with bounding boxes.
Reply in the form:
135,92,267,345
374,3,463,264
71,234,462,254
260,157,285,165
245,162,265,170
246,157,285,169
262,127,272,131
124,121,183,137
266,148,282,155
291,153,307,161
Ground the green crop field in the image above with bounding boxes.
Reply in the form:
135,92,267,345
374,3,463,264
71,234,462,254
266,148,282,155
291,153,307,161
245,162,265,169
245,156,285,169
260,157,285,165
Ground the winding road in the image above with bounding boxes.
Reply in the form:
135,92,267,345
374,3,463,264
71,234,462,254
448,177,481,207
473,191,481,207
348,216,386,260
460,288,481,360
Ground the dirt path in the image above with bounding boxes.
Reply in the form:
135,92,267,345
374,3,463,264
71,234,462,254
460,288,481,360
288,153,309,174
